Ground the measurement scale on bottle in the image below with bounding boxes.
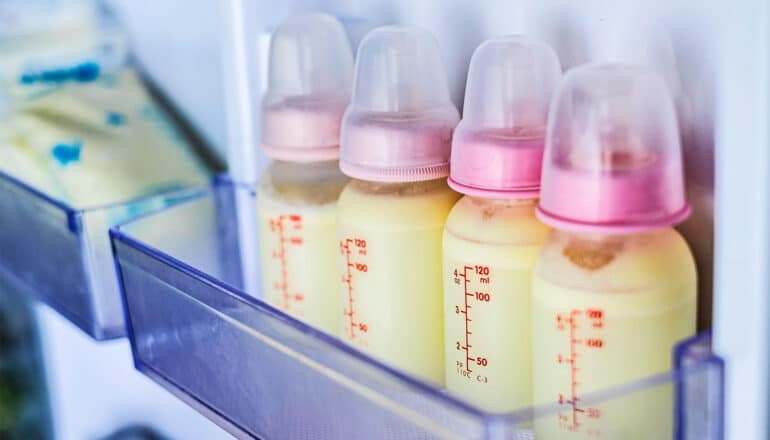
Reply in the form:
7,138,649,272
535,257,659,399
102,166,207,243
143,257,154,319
340,237,369,344
451,265,490,383
555,308,604,436
269,214,305,310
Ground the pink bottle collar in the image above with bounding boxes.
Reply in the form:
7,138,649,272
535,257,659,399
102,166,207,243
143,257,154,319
339,110,457,182
447,178,540,199
537,159,692,233
448,127,545,199
261,97,347,162
536,203,691,234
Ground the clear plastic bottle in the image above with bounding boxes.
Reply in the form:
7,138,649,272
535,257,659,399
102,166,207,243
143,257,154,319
257,14,353,333
336,26,460,384
532,64,697,438
257,160,348,332
442,37,560,412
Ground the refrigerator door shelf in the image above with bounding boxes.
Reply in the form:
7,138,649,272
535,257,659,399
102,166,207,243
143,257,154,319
0,170,206,340
111,179,724,440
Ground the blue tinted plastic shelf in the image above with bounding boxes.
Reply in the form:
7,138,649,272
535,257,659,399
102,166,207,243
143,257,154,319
0,170,205,339
111,179,725,439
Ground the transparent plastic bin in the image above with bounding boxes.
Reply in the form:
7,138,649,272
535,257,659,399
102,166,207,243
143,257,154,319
111,178,724,439
0,170,206,339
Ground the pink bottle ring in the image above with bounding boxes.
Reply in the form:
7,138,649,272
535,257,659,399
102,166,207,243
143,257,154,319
262,96,348,161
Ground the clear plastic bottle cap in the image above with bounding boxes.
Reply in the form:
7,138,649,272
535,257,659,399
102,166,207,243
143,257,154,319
339,26,459,182
448,36,561,198
537,64,691,233
261,13,353,161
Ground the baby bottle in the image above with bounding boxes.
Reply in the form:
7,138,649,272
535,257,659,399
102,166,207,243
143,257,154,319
257,14,352,333
336,26,460,384
531,64,697,439
443,37,559,412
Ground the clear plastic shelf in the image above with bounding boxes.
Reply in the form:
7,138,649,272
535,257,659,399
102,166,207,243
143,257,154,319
111,178,724,439
0,170,206,339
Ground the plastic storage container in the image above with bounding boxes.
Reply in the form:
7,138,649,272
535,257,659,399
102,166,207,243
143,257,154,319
111,179,724,440
0,170,205,339
336,26,460,385
257,13,352,333
0,17,213,339
530,65,697,439
442,36,560,412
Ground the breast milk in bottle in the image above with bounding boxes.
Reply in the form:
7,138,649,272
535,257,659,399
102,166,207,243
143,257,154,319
532,65,697,439
257,14,352,333
336,26,460,384
443,37,559,412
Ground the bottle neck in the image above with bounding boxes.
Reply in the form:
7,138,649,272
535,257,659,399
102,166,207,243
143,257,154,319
350,177,449,197
553,226,672,242
465,195,538,207
270,159,346,181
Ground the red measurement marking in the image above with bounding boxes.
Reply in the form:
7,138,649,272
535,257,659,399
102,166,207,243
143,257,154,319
463,266,474,373
453,265,491,380
341,238,368,340
556,308,604,434
269,215,304,311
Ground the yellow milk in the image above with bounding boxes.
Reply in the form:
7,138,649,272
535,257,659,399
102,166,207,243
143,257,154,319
257,160,348,334
336,178,460,384
442,196,549,412
531,228,697,439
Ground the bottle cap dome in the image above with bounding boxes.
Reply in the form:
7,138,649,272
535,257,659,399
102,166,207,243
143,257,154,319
449,36,561,198
339,26,459,182
261,13,353,161
537,64,691,233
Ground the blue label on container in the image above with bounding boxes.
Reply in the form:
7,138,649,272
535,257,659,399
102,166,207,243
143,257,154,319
19,61,101,85
106,111,126,126
51,142,82,166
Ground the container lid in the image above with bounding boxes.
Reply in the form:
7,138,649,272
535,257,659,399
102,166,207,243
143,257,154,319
537,64,691,233
261,13,353,162
339,26,459,182
448,36,561,198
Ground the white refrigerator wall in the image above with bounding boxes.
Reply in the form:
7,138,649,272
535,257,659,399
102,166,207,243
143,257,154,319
36,305,232,440
106,0,228,163
111,1,768,440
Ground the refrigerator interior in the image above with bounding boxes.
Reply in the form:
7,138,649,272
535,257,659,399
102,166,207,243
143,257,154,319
2,0,767,438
